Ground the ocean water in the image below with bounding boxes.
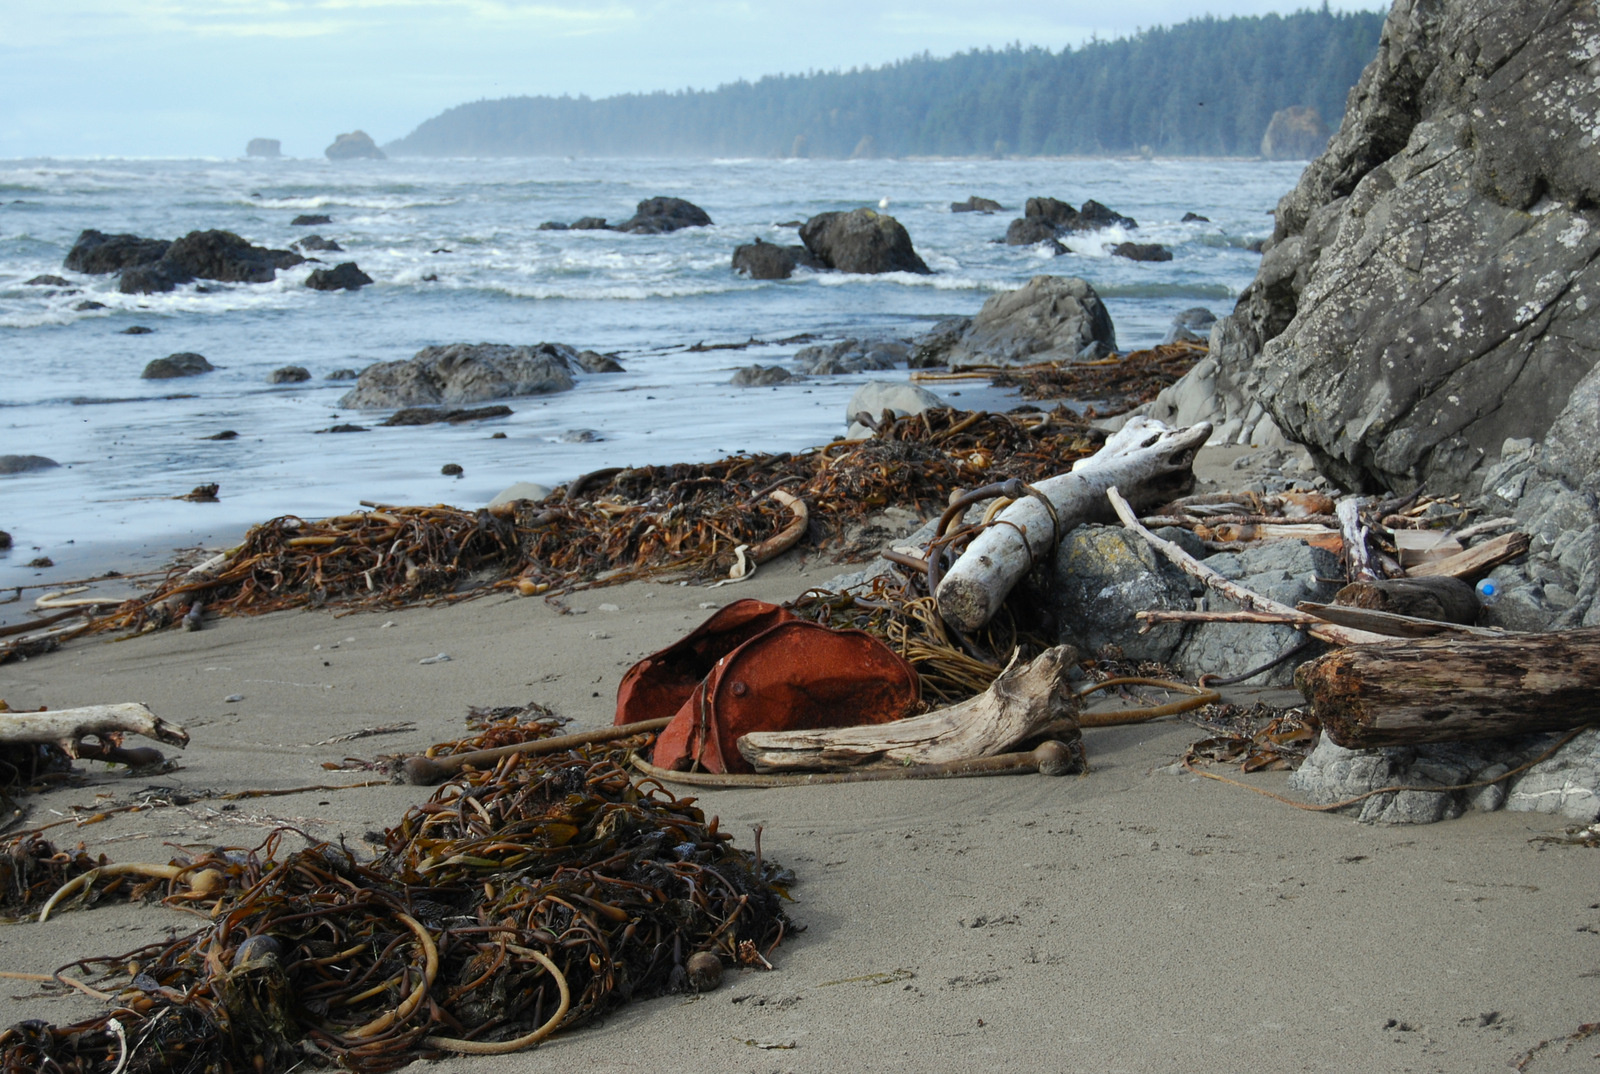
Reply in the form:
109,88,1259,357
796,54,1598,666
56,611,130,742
0,155,1301,584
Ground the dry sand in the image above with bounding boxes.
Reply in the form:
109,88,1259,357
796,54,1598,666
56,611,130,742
2,454,1597,1073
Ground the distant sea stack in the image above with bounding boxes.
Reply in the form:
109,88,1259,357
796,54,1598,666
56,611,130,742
246,138,281,158
1259,106,1330,160
325,131,386,161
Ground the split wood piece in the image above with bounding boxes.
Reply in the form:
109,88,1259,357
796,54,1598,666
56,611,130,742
1405,530,1530,579
935,418,1212,632
1136,608,1324,631
633,740,1081,788
1336,496,1378,582
399,716,674,785
1191,522,1338,543
1332,576,1479,625
1139,513,1338,529
1106,486,1394,648
1296,627,1600,748
1297,602,1510,640
0,608,85,639
0,702,188,757
737,645,1079,773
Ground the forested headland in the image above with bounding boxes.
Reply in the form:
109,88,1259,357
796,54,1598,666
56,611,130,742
388,7,1383,159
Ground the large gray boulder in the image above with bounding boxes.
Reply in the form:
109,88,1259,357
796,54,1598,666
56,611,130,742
940,275,1116,366
141,352,214,379
0,455,59,475
731,239,822,280
338,343,577,409
1047,526,1194,663
799,209,930,274
1153,0,1600,495
844,381,945,429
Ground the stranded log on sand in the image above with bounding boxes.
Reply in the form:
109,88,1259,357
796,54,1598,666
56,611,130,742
935,418,1211,633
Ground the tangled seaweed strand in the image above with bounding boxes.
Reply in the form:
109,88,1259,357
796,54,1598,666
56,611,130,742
0,732,792,1074
89,408,1100,635
986,341,1207,414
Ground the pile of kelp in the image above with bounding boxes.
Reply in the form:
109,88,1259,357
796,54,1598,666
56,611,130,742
91,407,1102,634
0,715,792,1074
987,341,1207,415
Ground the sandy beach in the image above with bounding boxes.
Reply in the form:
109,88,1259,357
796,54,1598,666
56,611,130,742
2,500,1597,1074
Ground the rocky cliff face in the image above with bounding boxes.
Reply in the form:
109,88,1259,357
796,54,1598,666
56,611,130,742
1147,0,1600,629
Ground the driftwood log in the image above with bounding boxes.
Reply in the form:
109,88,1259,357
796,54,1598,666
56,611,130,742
1406,531,1530,579
936,418,1211,632
737,645,1079,772
0,703,189,756
1332,576,1480,624
1296,628,1600,748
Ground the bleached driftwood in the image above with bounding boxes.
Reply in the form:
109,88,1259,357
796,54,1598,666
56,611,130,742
935,418,1212,632
1406,530,1530,579
0,703,189,757
1106,486,1394,648
1336,496,1379,582
737,646,1078,772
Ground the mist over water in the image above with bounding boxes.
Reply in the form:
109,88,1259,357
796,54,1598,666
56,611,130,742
0,155,1300,582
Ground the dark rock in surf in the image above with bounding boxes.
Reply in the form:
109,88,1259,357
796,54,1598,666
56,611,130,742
121,325,154,334
340,342,578,409
141,352,214,379
570,218,610,230
1025,197,1079,228
381,404,514,426
952,196,1004,213
731,239,822,280
268,365,312,384
1004,218,1064,247
75,300,107,311
306,262,373,291
0,455,59,475
1077,200,1137,230
1182,212,1211,222
326,368,358,380
616,197,713,234
292,214,332,226
799,209,930,274
295,235,342,252
1112,241,1173,262
731,365,797,386
574,350,625,373
26,275,69,287
65,230,171,274
538,221,569,230
166,230,304,281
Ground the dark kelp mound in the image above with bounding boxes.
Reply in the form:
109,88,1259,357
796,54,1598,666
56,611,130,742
0,714,792,1073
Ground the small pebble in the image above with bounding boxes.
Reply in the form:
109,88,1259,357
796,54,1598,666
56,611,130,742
441,463,463,476
588,631,612,640
598,603,619,612
418,652,451,665
381,621,396,629
698,602,719,609
224,694,244,703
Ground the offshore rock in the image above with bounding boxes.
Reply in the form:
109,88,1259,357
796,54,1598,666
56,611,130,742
1112,242,1173,262
306,262,373,291
615,197,712,234
941,275,1116,366
731,239,822,280
0,455,60,475
142,352,214,379
799,209,931,274
951,196,1004,213
246,138,281,158
339,342,577,408
268,365,311,384
69,228,303,294
64,230,171,274
325,131,385,160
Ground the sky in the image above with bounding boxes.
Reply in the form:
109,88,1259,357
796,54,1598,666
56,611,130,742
0,1,1390,158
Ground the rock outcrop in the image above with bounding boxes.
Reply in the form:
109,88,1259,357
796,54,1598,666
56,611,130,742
799,209,931,274
246,138,281,158
793,338,909,375
1259,106,1330,160
64,228,303,294
268,365,311,384
731,239,822,280
951,196,1004,213
939,275,1116,365
1001,196,1138,246
1112,242,1172,262
338,343,578,409
306,262,373,291
325,131,385,161
615,197,712,234
731,365,797,387
141,353,214,379
1140,0,1600,632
